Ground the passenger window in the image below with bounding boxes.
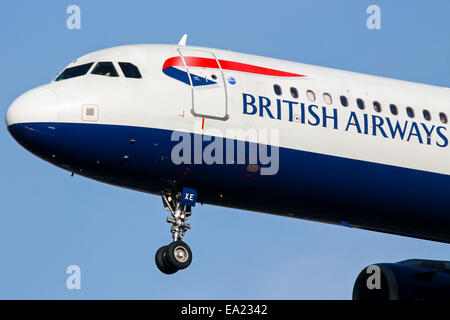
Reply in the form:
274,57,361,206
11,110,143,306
91,62,119,77
340,95,348,107
290,87,299,99
307,90,316,102
406,107,415,118
423,110,431,121
356,98,365,110
323,93,332,105
119,62,142,79
274,84,282,96
440,112,448,124
373,101,381,112
390,104,398,115
55,62,94,81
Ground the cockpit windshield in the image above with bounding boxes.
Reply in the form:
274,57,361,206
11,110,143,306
55,62,94,81
54,61,142,82
119,62,142,78
91,62,119,77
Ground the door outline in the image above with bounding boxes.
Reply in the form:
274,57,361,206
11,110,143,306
177,48,229,121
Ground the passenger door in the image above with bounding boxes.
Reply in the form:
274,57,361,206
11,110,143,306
177,48,228,120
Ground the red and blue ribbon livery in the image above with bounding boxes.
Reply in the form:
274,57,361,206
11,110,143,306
162,56,305,86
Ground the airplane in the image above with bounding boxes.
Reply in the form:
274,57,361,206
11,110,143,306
6,35,450,298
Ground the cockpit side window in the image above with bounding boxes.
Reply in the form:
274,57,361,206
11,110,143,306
91,62,119,77
119,62,142,79
55,62,94,81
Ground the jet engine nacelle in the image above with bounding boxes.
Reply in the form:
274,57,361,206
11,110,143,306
353,259,450,300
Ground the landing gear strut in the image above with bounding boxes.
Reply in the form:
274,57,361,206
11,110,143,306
155,190,193,274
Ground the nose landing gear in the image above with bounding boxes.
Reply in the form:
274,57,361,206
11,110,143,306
155,190,194,274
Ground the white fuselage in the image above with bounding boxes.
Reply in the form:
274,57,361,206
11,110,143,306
6,44,450,243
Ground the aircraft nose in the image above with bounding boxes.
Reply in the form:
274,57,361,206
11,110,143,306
6,87,60,157
6,87,59,128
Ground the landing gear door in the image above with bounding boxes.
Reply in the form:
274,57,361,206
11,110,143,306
177,48,228,120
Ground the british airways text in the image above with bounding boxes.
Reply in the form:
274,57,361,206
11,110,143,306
242,93,448,148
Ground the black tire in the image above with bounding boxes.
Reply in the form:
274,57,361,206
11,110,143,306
166,241,192,270
155,246,178,274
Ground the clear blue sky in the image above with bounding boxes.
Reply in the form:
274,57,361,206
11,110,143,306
1,0,449,299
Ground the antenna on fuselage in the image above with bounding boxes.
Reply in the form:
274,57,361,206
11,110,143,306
178,34,188,46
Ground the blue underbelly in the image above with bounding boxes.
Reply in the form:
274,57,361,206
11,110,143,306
8,122,450,243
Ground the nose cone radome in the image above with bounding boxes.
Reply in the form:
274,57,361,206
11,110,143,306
6,86,60,157
6,86,59,128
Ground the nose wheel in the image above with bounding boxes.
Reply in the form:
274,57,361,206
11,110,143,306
155,245,178,275
155,241,192,274
155,190,194,274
